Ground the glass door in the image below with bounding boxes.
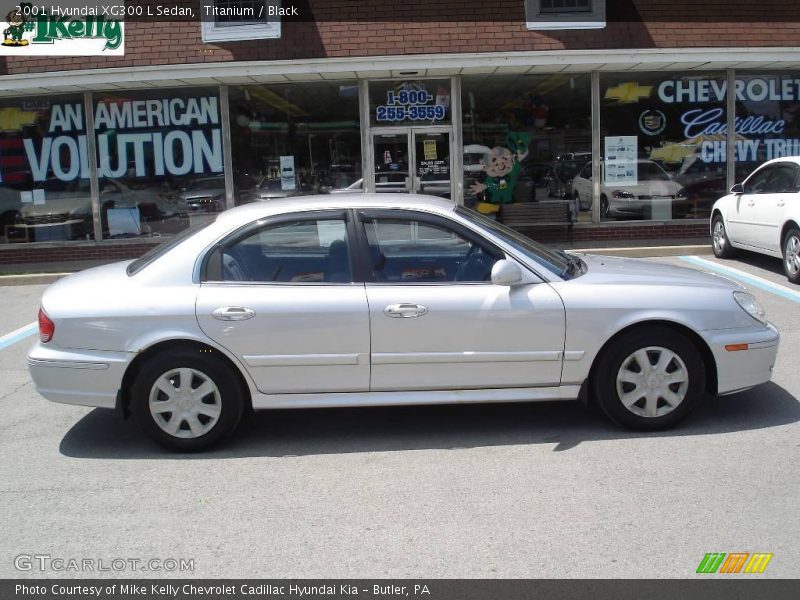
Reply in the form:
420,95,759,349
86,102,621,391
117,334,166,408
412,128,451,198
372,132,411,193
370,128,453,198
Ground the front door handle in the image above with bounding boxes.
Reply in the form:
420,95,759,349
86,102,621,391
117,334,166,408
212,306,256,321
384,303,428,318
778,199,786,207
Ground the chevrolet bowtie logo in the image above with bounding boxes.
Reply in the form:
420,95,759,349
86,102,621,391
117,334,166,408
604,82,653,103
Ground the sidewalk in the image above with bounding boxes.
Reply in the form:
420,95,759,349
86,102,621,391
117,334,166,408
0,237,712,286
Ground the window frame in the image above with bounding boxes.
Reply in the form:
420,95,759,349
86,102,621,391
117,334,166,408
355,209,505,286
525,0,606,30
201,209,362,284
201,0,281,43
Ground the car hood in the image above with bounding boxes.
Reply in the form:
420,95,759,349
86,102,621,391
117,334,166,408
576,254,743,290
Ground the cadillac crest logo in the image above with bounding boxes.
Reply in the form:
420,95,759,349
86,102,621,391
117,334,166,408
639,109,667,136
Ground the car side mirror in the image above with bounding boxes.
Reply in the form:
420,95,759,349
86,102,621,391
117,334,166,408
730,183,744,194
491,259,523,286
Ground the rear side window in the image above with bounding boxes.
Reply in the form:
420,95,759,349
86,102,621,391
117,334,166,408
213,218,352,283
127,223,210,276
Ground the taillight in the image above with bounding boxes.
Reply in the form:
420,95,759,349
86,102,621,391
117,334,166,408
38,308,54,343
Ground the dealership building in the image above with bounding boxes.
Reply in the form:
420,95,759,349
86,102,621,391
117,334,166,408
1,0,800,265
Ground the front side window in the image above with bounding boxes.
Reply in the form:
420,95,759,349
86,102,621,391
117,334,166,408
363,216,499,283
220,218,351,283
745,163,799,194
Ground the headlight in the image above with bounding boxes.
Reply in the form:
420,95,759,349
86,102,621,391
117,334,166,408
612,190,635,199
733,291,767,325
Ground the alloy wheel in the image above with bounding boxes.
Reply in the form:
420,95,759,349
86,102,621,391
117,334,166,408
712,219,726,254
785,234,800,277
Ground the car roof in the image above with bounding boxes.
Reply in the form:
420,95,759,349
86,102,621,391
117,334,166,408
756,156,800,169
214,194,457,228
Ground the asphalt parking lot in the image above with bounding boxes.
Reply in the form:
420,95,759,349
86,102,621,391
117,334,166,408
0,252,798,579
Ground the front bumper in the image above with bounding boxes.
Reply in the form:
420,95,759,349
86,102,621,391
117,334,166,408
704,322,780,395
27,342,132,409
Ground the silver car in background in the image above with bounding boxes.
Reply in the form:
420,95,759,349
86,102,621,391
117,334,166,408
28,195,779,451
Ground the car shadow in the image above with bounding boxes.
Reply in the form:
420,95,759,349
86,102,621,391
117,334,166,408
59,381,800,460
725,252,786,278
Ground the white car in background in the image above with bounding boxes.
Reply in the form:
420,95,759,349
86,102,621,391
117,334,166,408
572,159,689,219
711,156,800,284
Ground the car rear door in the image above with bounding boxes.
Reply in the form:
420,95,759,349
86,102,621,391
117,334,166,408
196,210,370,395
357,209,566,392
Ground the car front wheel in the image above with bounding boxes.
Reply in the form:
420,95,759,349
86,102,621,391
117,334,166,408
782,227,800,284
131,349,244,451
712,215,736,258
594,327,706,430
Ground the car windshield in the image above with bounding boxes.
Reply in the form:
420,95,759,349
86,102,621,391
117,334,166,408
455,206,576,278
185,178,224,191
555,161,584,180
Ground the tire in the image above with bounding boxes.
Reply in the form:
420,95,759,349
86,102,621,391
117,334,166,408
593,327,706,431
712,214,737,259
600,195,610,220
131,349,244,451
782,227,800,284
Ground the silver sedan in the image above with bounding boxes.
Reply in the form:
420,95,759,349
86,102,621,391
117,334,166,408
28,195,780,451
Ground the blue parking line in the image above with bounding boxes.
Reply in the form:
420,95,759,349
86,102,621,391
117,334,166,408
679,255,800,304
0,322,38,350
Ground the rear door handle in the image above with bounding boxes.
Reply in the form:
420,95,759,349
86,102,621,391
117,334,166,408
778,200,786,207
212,306,256,321
384,303,428,318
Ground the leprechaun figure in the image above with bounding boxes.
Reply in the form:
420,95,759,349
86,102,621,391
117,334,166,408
3,8,29,46
469,132,530,215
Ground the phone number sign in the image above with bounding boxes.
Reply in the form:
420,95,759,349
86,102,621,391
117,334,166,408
376,89,447,122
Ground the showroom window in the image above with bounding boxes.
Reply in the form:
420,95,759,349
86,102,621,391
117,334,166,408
461,73,591,229
599,71,728,222
0,94,90,244
525,0,605,29
228,81,362,203
200,0,281,42
733,72,800,182
91,87,226,240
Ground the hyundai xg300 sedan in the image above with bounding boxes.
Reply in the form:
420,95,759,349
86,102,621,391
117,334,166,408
29,195,779,451
710,156,800,284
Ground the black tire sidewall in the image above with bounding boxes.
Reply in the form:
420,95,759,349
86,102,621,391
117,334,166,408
782,228,800,284
131,350,244,451
594,327,706,431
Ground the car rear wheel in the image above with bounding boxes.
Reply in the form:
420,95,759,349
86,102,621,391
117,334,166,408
600,195,609,220
782,227,800,284
712,215,736,259
594,327,706,430
131,349,244,451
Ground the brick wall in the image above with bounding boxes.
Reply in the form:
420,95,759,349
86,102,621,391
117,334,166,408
1,0,799,75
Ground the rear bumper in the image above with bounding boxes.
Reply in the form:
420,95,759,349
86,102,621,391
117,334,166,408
704,322,780,395
27,343,132,409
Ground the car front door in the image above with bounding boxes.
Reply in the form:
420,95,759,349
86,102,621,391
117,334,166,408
196,211,370,395
752,162,799,251
727,164,780,248
357,210,566,392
